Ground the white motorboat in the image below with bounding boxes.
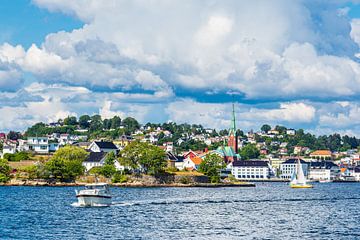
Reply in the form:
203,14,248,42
75,183,112,207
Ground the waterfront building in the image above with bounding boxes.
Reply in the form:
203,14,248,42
308,161,340,181
83,151,124,171
183,156,203,170
83,152,108,171
280,158,309,179
352,167,360,181
231,160,270,180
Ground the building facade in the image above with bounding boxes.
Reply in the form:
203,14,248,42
232,160,270,180
308,161,340,181
280,158,309,179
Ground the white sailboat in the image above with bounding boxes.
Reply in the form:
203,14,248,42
290,158,313,188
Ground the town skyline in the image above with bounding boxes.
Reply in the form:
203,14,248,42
2,1,360,136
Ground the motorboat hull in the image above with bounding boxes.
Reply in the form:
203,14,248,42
76,195,112,207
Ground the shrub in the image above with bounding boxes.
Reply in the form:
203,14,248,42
3,152,29,162
112,172,128,183
0,159,11,183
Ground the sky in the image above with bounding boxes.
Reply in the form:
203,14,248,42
2,1,360,136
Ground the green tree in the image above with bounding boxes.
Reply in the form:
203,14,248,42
122,117,140,134
239,144,260,160
79,115,91,129
64,116,78,126
261,124,271,133
45,146,88,182
111,116,121,129
7,131,21,140
99,152,117,177
0,159,11,183
275,125,287,134
119,141,166,175
89,115,103,132
198,153,226,183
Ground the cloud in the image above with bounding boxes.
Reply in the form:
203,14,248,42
243,102,316,123
1,0,360,135
319,102,360,128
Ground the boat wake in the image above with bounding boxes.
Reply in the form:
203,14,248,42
110,196,360,207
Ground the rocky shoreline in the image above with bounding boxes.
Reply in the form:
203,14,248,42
0,179,256,188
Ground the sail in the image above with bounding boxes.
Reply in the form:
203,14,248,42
290,166,297,185
296,158,306,185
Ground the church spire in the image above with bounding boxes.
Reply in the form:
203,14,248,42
230,102,236,135
228,101,238,154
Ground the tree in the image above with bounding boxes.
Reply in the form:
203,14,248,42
198,153,226,183
0,159,11,183
275,125,287,134
45,146,88,182
236,129,244,137
89,115,103,132
239,144,260,160
122,117,140,134
64,116,78,126
103,119,112,130
111,116,121,129
219,129,229,136
119,141,166,175
79,115,91,129
7,131,21,140
260,124,271,133
99,152,117,177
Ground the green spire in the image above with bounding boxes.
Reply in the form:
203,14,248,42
229,102,236,135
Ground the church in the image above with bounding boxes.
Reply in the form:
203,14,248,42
214,103,241,163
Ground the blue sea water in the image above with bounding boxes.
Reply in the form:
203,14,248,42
1,182,360,240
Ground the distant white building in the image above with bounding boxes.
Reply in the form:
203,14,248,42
286,129,296,135
232,160,271,180
26,137,49,154
2,145,16,155
88,141,118,154
308,161,340,181
83,151,124,172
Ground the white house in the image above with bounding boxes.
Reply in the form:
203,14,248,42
231,160,271,180
183,156,203,170
83,151,124,172
88,141,118,154
352,167,360,181
286,129,296,135
2,145,16,155
26,137,49,154
280,158,309,179
308,161,340,181
83,152,108,171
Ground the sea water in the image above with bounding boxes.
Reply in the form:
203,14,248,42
1,182,360,239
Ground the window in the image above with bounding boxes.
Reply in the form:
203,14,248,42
40,146,47,150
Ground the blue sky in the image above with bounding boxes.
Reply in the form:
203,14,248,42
0,1,82,48
1,0,360,136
